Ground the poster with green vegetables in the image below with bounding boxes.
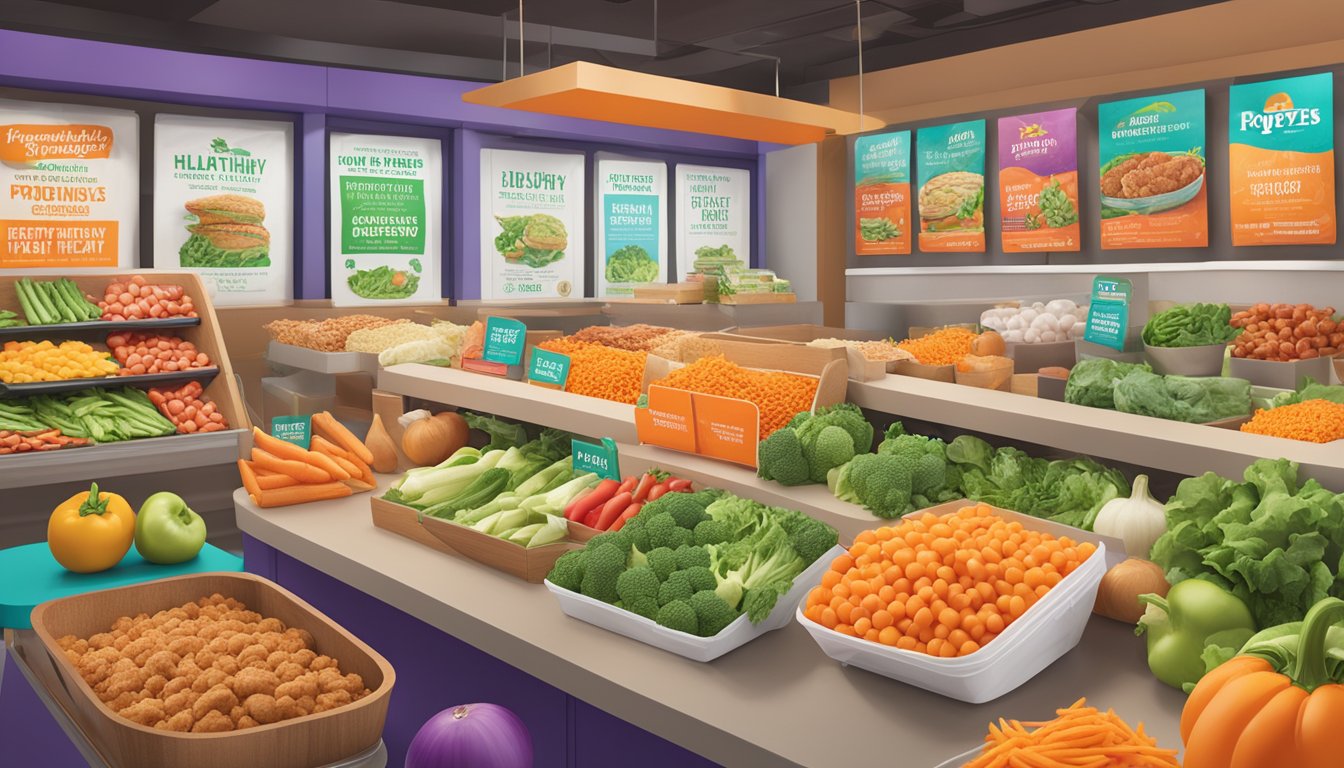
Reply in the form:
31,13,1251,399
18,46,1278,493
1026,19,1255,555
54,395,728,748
329,133,441,305
595,154,666,297
480,148,585,300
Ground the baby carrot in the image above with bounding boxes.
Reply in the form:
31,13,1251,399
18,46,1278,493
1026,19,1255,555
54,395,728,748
257,473,299,490
237,459,261,498
252,482,353,508
312,411,374,465
250,447,330,484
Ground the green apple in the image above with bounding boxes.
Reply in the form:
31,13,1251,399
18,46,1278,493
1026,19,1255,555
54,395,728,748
134,492,207,564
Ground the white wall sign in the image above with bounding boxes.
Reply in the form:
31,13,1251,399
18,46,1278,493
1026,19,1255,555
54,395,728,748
154,114,293,305
479,148,585,300
0,98,138,271
675,164,750,272
595,155,667,297
329,133,442,305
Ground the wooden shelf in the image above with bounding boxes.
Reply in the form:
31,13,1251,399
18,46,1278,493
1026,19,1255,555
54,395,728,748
0,429,246,490
377,363,638,443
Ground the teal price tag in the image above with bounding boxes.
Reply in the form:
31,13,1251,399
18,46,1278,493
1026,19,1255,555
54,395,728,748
1084,276,1132,351
483,316,527,365
571,437,620,481
528,347,570,387
270,415,311,449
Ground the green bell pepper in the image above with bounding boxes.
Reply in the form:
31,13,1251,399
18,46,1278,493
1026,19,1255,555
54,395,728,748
1135,578,1256,690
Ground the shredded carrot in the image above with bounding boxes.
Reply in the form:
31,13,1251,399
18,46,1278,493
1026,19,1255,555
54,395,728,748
897,326,978,366
651,355,819,440
963,699,1180,768
538,337,646,404
1240,398,1344,443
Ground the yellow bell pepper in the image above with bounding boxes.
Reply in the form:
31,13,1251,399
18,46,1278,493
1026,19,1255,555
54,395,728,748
47,482,136,573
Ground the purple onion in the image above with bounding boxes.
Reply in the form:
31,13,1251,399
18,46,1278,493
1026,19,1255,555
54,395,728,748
405,703,533,768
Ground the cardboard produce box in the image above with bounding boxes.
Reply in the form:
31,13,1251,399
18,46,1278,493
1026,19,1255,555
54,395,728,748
718,325,888,382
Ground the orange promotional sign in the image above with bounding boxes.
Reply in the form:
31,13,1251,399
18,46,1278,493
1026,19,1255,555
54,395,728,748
1097,89,1208,250
853,131,911,255
635,385,759,467
1228,73,1335,246
0,220,118,268
0,124,114,162
998,109,1080,253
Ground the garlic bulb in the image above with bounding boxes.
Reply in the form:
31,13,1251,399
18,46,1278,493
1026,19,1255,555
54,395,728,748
1092,474,1166,558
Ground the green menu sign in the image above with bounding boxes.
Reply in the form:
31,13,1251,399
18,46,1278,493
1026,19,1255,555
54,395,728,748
483,316,527,365
528,347,570,388
572,437,620,481
270,415,311,449
1084,276,1133,351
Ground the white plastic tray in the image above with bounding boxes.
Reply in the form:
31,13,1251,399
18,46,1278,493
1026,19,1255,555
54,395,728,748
267,341,380,374
546,545,842,662
797,540,1107,703
932,745,983,768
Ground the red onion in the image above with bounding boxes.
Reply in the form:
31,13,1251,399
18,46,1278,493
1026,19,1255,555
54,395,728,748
405,703,533,768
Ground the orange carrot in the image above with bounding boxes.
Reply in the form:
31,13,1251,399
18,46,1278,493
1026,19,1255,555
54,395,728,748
252,482,353,508
342,478,376,493
962,698,1180,768
237,459,262,498
251,426,316,463
311,411,373,465
253,467,281,477
311,434,352,460
250,448,330,484
328,454,363,479
306,449,351,482
257,473,299,490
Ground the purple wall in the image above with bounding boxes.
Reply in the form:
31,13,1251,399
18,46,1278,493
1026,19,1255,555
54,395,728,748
0,29,769,300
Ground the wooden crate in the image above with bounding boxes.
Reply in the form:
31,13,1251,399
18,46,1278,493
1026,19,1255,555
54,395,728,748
719,292,796,305
567,519,602,543
420,514,579,583
28,572,394,768
0,271,249,434
626,282,705,304
369,495,459,556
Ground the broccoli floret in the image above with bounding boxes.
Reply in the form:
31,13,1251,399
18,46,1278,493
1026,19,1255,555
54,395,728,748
625,597,659,621
712,522,807,614
693,518,733,547
645,547,678,581
588,529,632,554
644,514,694,549
828,453,914,518
703,495,767,542
616,566,660,607
681,565,717,593
912,453,946,496
658,572,695,607
579,544,627,603
656,600,699,635
673,544,711,571
799,403,874,457
802,424,858,484
768,507,839,565
644,492,712,530
547,550,586,591
757,427,810,486
690,590,738,637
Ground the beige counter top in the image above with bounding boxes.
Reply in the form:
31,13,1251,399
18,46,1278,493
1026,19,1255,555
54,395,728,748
234,482,1185,768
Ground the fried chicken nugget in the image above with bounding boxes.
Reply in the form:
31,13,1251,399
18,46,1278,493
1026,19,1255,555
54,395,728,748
191,710,234,733
232,667,281,700
162,709,195,732
118,698,165,727
192,683,238,722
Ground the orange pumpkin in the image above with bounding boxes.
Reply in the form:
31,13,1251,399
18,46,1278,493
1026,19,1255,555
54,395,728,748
1181,597,1344,768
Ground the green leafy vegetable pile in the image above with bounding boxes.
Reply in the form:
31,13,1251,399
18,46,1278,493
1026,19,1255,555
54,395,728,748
1064,358,1152,409
179,233,270,268
1112,371,1251,424
604,245,658,284
1151,458,1344,628
1142,303,1238,348
859,217,901,242
548,489,838,635
1269,378,1344,409
757,403,873,486
347,265,420,299
0,388,176,442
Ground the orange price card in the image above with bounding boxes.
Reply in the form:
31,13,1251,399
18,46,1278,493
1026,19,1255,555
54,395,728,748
634,386,697,454
692,391,759,468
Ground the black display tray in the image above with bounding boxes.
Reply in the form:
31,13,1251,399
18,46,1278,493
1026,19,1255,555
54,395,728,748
0,316,201,341
0,367,220,398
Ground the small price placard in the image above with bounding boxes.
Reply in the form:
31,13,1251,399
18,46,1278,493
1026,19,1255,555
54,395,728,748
271,415,311,449
1083,276,1132,352
528,347,570,388
483,316,527,365
571,437,620,481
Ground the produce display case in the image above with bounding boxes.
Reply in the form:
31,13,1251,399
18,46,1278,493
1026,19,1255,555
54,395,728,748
419,513,579,583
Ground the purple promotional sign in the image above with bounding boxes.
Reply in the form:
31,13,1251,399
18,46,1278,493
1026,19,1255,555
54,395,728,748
997,107,1080,252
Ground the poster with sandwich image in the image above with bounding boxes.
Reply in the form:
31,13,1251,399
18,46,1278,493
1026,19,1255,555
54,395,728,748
154,114,292,304
595,154,666,297
329,133,441,305
853,130,912,255
480,148,584,300
1228,72,1335,246
0,98,138,270
675,164,750,272
916,119,986,252
1098,89,1207,250
998,108,1080,253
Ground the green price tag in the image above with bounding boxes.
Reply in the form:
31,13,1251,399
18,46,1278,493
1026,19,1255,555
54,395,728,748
572,437,620,481
1084,276,1132,351
271,415,311,449
528,347,570,388
483,316,527,365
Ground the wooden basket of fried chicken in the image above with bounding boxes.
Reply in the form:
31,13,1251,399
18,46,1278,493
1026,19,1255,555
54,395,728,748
30,572,394,768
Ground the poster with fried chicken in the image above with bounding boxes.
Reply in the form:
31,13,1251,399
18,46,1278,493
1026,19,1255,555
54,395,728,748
479,148,584,300
998,108,1080,253
154,114,292,304
0,98,138,271
1098,89,1207,250
1228,72,1335,246
329,133,442,306
916,120,986,252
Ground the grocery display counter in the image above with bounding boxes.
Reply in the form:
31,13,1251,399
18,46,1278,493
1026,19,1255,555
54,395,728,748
234,481,1184,768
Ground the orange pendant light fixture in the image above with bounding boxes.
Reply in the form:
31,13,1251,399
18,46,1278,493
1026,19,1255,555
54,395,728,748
462,61,883,145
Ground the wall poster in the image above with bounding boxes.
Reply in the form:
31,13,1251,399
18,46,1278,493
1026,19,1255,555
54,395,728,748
675,164,750,270
595,155,666,297
998,108,1080,252
479,148,585,300
853,131,912,255
916,120,986,252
